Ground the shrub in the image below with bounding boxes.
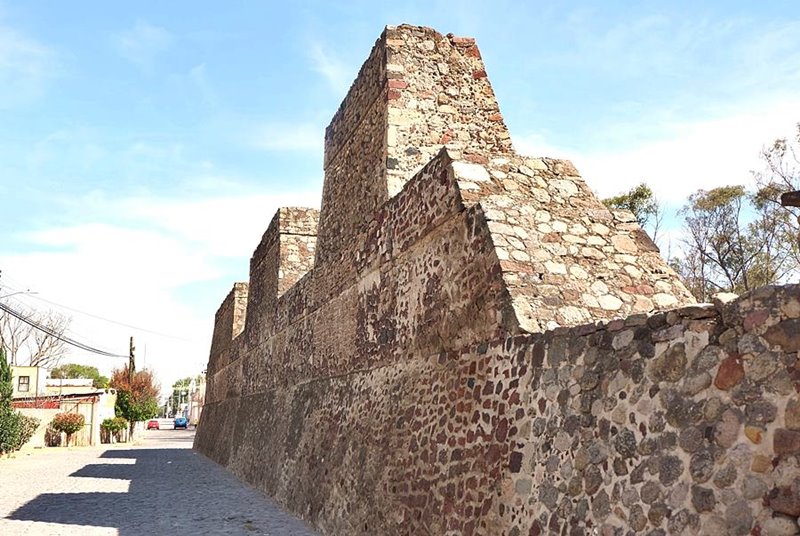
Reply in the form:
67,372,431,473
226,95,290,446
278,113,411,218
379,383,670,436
0,407,21,454
50,412,85,446
100,416,127,433
45,426,61,447
14,415,40,450
0,348,21,454
100,417,128,443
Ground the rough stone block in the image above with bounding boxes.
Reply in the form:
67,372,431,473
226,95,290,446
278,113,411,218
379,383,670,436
195,23,800,536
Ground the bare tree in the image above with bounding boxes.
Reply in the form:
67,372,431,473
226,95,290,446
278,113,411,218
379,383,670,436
755,123,800,198
602,182,664,245
0,304,70,368
677,185,792,301
753,123,800,267
0,309,31,366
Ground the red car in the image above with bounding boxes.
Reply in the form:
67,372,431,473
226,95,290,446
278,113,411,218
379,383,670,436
146,419,160,430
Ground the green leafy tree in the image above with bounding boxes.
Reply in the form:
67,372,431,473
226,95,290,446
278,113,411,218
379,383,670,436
115,392,159,432
677,185,790,301
753,123,800,266
14,415,40,450
169,377,193,417
0,347,12,404
110,365,159,438
0,347,22,454
101,416,128,443
50,412,85,447
603,182,663,243
50,363,109,388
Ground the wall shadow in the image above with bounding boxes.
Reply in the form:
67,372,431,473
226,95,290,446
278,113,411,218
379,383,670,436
70,463,137,480
99,449,140,459
8,444,317,535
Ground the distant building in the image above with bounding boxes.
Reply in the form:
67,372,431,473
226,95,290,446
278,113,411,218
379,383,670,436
45,377,95,395
10,365,48,398
188,379,206,425
10,365,117,447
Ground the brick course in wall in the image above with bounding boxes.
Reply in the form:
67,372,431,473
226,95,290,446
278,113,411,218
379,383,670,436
195,24,800,535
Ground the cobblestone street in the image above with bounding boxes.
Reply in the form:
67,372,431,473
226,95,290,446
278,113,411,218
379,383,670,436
0,430,317,535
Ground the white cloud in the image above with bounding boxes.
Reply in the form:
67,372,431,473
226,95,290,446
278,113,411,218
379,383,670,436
307,42,350,94
126,140,184,161
737,20,800,92
2,226,215,390
115,20,172,72
1,186,321,392
252,122,323,152
114,190,321,256
513,131,574,161
0,24,58,107
189,63,216,105
515,96,800,203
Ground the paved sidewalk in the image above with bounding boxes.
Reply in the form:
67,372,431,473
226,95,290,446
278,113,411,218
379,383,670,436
0,430,317,535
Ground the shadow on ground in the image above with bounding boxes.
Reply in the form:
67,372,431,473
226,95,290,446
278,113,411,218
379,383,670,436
8,441,316,535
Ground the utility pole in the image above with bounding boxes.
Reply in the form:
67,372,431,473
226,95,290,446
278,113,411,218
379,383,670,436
129,336,135,384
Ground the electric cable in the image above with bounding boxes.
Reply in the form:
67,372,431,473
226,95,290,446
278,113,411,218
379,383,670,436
0,301,128,358
20,293,191,342
0,277,190,341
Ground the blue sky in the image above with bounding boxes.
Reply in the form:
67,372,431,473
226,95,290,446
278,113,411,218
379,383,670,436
1,1,798,391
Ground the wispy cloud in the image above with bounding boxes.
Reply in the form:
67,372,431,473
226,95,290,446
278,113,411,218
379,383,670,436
0,24,58,107
18,126,192,189
513,11,800,205
307,42,350,94
2,184,321,388
188,63,217,105
517,96,800,204
736,20,800,92
549,12,800,108
113,189,321,255
115,19,172,72
126,140,185,161
552,12,736,80
252,122,323,152
513,131,574,161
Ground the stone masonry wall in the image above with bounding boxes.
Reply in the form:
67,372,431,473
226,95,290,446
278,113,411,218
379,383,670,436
499,285,800,536
206,282,247,375
207,150,519,405
201,285,800,535
244,207,319,347
311,23,693,333
315,25,512,290
465,153,694,332
195,24,800,536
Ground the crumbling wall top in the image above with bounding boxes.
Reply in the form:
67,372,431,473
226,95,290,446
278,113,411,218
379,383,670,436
316,24,513,277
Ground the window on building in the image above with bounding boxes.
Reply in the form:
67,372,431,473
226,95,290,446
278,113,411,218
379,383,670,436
18,375,30,392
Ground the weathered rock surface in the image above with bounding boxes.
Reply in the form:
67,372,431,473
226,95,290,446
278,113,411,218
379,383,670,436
195,24,800,536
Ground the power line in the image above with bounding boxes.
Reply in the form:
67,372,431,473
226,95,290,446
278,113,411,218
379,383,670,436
0,301,128,359
21,293,191,342
0,276,190,342
0,273,31,292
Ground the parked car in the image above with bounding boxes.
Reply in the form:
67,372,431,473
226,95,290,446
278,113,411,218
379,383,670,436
146,419,160,430
174,417,188,429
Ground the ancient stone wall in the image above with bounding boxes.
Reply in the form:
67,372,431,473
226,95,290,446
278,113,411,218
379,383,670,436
498,285,800,535
464,153,693,332
195,23,800,536
207,150,519,404
201,284,800,535
315,25,512,292
206,282,247,375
